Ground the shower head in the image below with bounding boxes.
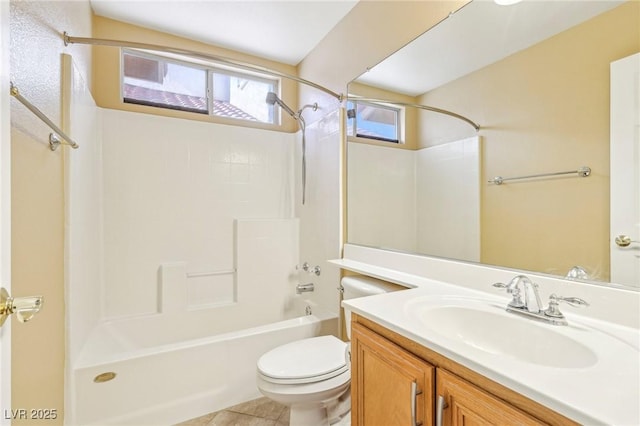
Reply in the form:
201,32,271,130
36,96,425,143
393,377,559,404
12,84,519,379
265,92,297,119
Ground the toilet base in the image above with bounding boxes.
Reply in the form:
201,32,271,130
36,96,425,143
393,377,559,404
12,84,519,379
326,388,350,424
290,404,330,426
257,366,351,425
332,411,351,426
289,405,351,426
289,396,350,426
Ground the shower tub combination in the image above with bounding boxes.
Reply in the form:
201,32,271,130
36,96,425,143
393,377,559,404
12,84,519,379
70,298,337,425
62,63,342,425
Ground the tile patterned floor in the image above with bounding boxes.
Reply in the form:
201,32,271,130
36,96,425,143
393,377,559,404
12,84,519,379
175,397,290,426
175,396,352,426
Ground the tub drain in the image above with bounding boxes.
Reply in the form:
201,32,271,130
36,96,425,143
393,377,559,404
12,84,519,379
305,305,312,315
93,372,117,383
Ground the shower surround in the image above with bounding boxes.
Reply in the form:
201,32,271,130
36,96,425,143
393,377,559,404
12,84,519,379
65,64,341,423
100,109,296,319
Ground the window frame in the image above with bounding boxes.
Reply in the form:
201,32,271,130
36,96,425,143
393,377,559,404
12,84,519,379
120,49,279,124
347,99,403,144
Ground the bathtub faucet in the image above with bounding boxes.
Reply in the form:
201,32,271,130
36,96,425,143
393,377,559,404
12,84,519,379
296,283,314,294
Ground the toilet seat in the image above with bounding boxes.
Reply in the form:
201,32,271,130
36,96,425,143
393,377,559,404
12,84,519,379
258,335,348,384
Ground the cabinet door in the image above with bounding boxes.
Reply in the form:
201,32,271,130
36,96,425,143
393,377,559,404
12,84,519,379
351,322,434,426
436,369,544,426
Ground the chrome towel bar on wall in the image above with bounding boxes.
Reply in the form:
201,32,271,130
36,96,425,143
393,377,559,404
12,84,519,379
9,81,79,151
488,166,591,185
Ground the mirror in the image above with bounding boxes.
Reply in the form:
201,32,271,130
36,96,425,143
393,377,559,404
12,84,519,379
346,0,639,289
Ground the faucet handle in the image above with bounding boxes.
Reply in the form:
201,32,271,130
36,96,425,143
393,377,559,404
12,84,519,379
297,262,311,272
492,282,525,308
544,294,589,318
554,295,589,307
297,262,321,276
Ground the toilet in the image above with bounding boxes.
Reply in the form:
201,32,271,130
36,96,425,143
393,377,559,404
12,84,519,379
256,276,402,425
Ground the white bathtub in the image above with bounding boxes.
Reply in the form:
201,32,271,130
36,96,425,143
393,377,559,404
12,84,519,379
70,301,338,425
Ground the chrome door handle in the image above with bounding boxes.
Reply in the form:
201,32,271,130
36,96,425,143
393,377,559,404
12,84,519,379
0,287,44,327
436,395,449,426
615,234,639,247
411,381,423,426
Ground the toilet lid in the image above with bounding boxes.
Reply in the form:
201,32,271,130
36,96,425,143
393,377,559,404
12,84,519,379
257,335,348,384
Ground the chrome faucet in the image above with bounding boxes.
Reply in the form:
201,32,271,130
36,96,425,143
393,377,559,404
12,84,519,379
493,275,542,312
296,283,314,294
565,266,590,281
493,275,589,325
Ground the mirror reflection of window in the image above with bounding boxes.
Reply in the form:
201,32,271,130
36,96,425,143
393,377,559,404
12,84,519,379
347,100,400,143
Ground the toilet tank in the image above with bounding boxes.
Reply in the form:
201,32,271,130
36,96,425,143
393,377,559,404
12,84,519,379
341,276,404,340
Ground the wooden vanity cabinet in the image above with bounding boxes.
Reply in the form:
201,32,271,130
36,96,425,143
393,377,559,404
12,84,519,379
351,322,434,426
437,369,541,426
351,314,578,426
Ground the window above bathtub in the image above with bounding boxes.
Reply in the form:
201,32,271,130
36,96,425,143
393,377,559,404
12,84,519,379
122,50,279,124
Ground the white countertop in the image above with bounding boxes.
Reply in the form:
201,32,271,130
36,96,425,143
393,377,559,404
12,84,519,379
336,262,640,425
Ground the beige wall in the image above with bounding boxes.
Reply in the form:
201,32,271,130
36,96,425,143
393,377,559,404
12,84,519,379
92,15,300,133
418,2,639,280
9,1,93,423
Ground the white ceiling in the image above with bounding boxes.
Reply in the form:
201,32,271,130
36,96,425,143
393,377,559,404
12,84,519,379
90,0,359,66
355,0,624,96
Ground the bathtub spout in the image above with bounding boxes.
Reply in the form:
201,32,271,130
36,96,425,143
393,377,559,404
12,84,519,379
296,283,314,294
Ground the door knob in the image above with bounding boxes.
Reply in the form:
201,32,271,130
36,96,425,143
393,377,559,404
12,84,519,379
0,287,44,327
615,234,639,248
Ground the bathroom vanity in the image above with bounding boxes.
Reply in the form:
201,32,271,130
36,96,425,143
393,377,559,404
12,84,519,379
334,248,640,425
345,287,640,425
351,314,574,425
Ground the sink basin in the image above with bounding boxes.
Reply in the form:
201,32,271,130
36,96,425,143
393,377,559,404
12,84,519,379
409,299,598,369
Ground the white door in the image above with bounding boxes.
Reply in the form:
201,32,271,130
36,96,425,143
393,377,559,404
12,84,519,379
0,0,11,421
610,53,640,287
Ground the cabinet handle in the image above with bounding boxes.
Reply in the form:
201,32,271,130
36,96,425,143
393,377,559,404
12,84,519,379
436,395,449,426
411,381,423,426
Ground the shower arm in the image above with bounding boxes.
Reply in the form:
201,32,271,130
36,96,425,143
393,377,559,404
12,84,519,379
298,103,319,115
